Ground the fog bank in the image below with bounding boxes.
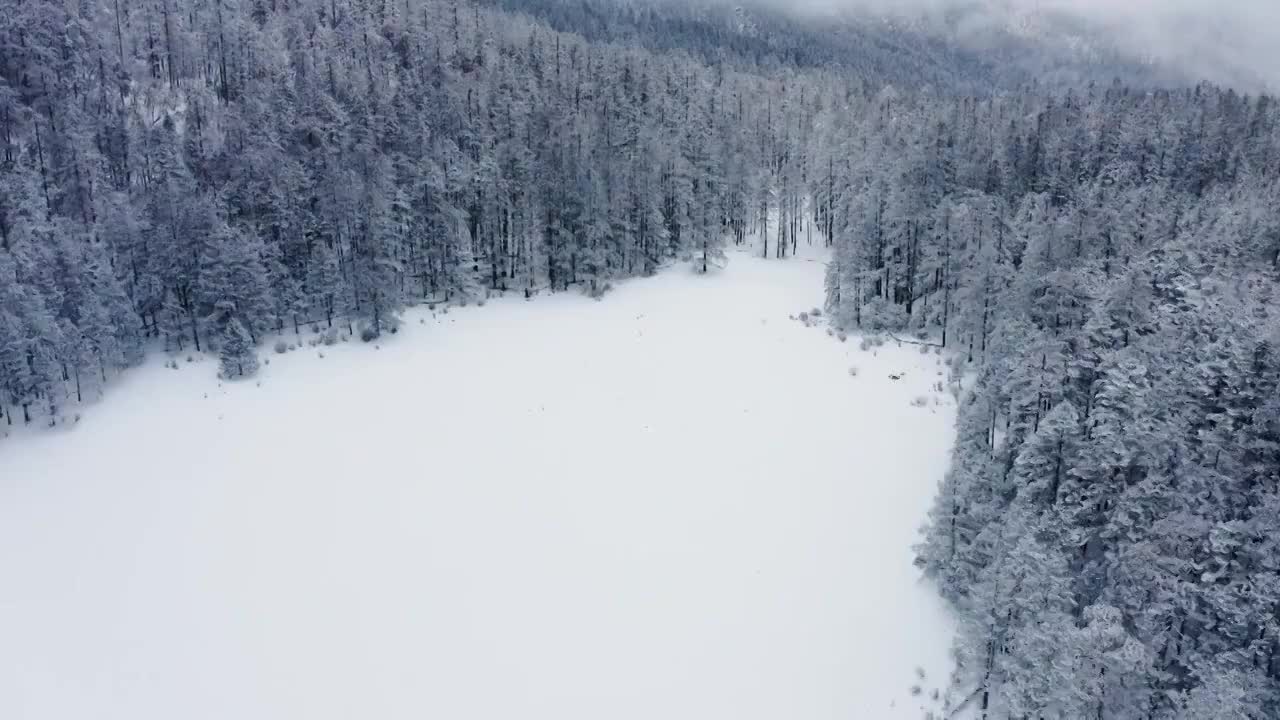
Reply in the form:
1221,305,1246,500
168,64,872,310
763,0,1279,90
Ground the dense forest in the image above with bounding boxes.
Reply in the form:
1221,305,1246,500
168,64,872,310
0,0,1178,424
823,85,1280,717
1,0,827,420
3,0,1280,716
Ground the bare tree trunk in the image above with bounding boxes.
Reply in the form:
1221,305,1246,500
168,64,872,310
942,211,952,347
161,0,177,87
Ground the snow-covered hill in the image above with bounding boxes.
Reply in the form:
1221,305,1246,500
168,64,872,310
0,241,961,719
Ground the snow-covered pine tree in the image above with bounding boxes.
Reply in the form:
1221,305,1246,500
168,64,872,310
216,311,259,380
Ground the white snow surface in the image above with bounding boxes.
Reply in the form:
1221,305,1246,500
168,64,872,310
0,244,959,719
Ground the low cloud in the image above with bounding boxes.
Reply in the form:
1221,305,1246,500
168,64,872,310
764,0,1280,90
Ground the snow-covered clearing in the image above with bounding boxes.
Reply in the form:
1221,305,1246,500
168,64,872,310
0,244,958,719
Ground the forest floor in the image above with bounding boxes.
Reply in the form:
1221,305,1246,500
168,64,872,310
0,237,961,719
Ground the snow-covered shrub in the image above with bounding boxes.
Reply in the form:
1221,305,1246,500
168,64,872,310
837,332,848,343
360,326,379,343
811,308,822,318
859,337,874,351
274,340,288,354
911,396,928,408
848,366,859,377
858,298,896,331
920,344,930,354
799,311,809,322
